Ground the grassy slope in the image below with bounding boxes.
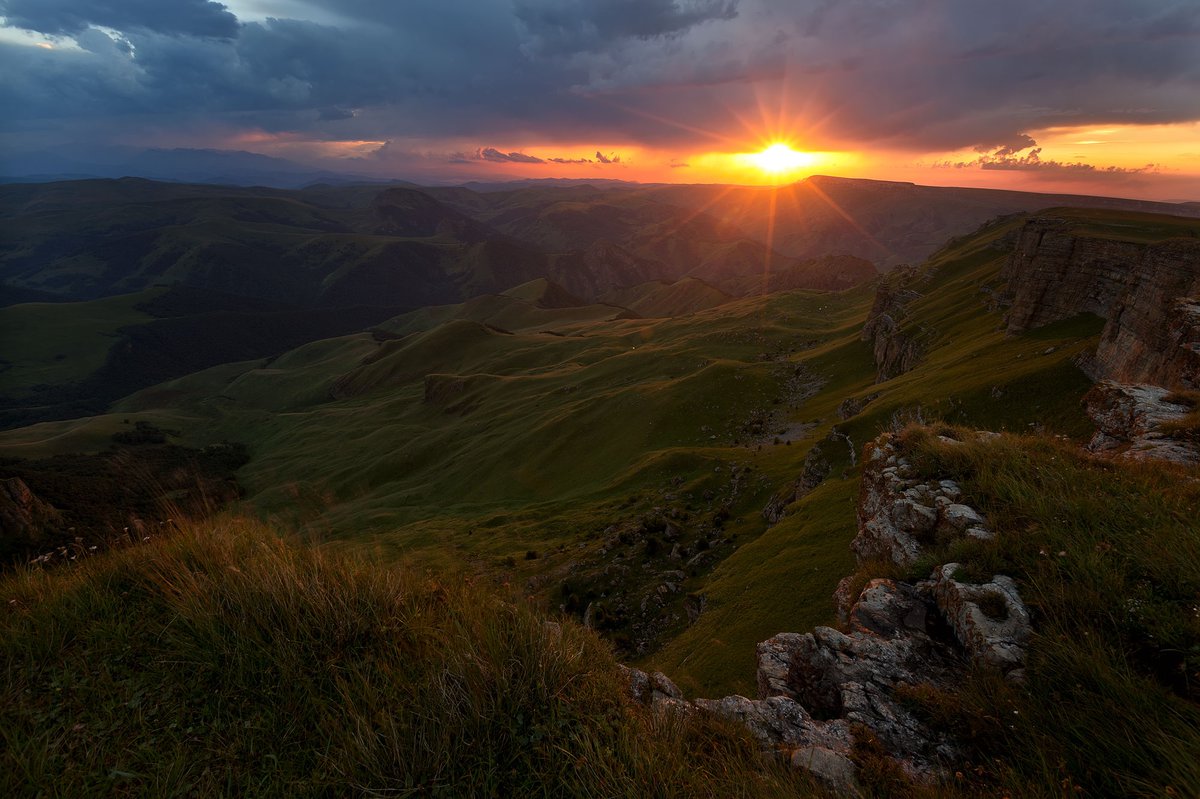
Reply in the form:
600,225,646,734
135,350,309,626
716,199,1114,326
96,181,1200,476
650,215,1106,694
2,208,1189,698
0,290,160,395
0,519,813,797
888,427,1200,798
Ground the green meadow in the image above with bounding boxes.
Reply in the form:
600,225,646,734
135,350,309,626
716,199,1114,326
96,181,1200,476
2,209,1159,694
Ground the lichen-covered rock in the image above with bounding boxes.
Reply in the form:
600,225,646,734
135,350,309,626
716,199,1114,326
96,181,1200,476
929,564,1030,675
618,665,684,708
854,438,925,565
694,694,853,752
757,632,808,699
847,579,931,638
854,436,993,566
791,746,862,796
756,580,962,781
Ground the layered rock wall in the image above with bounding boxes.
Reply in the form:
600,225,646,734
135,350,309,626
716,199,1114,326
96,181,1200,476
1002,220,1141,332
1091,250,1200,389
1002,218,1200,389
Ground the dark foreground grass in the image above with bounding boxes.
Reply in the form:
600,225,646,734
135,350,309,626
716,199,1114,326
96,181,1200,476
895,427,1200,798
1,519,815,798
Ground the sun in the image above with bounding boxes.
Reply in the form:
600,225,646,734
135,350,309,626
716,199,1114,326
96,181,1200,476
747,143,815,175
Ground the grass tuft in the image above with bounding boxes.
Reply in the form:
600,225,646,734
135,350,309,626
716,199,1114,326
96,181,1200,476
1,517,815,797
894,425,1200,798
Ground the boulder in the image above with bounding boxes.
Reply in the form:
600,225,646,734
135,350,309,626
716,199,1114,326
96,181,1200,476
929,564,1030,675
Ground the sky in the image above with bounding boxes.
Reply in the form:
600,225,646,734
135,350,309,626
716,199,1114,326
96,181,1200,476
2,0,1199,198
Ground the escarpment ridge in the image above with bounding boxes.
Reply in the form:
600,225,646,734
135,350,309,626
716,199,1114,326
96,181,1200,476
1001,214,1200,389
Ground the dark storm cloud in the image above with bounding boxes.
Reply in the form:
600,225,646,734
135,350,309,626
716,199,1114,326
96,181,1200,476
317,107,355,121
0,0,238,38
1,0,1199,160
975,134,1038,158
513,0,738,55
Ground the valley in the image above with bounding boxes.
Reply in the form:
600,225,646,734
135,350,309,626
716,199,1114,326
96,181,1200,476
2,175,1199,796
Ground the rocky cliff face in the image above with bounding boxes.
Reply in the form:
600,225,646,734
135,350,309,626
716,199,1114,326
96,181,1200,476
1091,256,1200,390
1002,217,1200,389
1002,219,1142,332
624,432,1031,794
861,267,925,382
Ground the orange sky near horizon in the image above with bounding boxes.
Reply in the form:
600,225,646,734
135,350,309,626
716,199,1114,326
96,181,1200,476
231,120,1200,201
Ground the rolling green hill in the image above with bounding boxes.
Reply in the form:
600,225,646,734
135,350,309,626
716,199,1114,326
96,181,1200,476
0,178,878,312
3,202,1199,796
6,206,1177,697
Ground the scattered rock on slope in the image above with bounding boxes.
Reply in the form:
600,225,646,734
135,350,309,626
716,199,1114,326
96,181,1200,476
623,432,1032,793
1083,381,1199,465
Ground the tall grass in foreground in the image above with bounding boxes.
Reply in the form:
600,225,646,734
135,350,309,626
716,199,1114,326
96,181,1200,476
898,427,1200,798
1,518,814,798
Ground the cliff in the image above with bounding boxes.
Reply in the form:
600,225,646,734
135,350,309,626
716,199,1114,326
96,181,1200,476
861,266,925,382
1002,217,1200,389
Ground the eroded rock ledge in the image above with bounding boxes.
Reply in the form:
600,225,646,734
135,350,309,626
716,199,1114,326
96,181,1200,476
622,432,1031,794
1084,381,1199,466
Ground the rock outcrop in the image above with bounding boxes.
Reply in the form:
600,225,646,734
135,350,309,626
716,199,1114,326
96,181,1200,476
930,564,1030,676
854,438,991,567
0,477,62,543
1002,217,1200,389
862,267,925,382
1093,278,1200,391
1083,381,1199,465
0,477,64,560
837,393,880,420
623,432,1031,793
762,444,831,524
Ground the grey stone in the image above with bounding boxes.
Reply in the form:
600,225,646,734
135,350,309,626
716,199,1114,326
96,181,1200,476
930,564,1031,673
791,746,862,796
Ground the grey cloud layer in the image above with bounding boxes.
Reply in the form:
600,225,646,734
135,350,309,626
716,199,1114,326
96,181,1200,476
2,0,1198,155
2,0,238,37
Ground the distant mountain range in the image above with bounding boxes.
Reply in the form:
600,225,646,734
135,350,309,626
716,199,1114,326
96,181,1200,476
0,147,392,190
0,177,879,309
3,173,1197,428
